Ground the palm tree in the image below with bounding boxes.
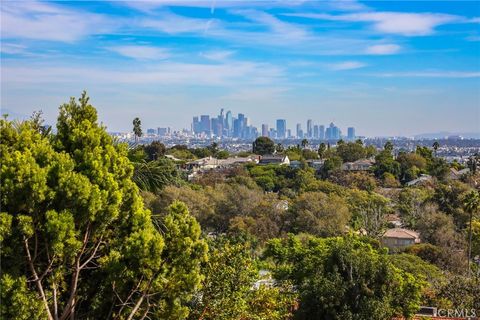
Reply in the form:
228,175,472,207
318,143,326,159
384,141,394,153
464,190,479,274
432,141,440,157
301,138,309,149
132,117,142,143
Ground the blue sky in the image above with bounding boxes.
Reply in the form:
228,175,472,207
1,0,479,136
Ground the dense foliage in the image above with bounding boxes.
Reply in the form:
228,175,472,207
2,93,479,319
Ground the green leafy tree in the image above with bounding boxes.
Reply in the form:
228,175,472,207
290,192,350,237
301,138,308,149
189,239,296,320
320,155,342,179
336,142,367,163
396,152,427,183
348,190,391,238
464,190,480,271
265,235,423,320
428,157,450,180
317,143,327,159
373,149,400,179
432,141,440,157
397,187,432,228
143,140,166,161
132,117,142,143
384,141,394,152
0,92,206,320
252,137,275,155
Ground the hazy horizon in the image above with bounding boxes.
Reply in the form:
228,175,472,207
1,0,479,136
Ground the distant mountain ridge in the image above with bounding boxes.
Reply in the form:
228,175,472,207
414,131,480,139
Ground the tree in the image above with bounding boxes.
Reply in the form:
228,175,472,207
252,137,275,155
336,142,367,163
132,158,184,192
464,190,479,272
384,141,394,152
290,192,350,237
264,235,423,320
143,141,166,161
348,190,391,238
397,187,432,228
301,138,308,149
317,143,326,159
432,141,440,157
396,152,427,183
319,156,342,179
0,92,206,319
276,143,284,153
188,238,296,320
132,117,142,143
373,149,400,179
428,157,450,181
467,154,479,174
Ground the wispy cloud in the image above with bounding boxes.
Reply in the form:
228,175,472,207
231,9,308,41
200,50,235,61
3,60,284,86
373,71,480,78
141,12,217,34
1,1,115,42
365,44,401,55
0,43,28,55
107,45,170,60
329,61,367,71
284,12,462,36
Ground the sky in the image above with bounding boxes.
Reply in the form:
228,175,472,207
1,0,479,137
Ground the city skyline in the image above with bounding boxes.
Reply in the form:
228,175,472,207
1,1,479,136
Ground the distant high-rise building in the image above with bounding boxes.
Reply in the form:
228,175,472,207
200,115,211,135
269,128,276,139
157,127,170,136
233,118,241,138
296,123,302,139
146,128,155,135
287,129,292,138
326,122,340,140
238,113,246,138
313,125,319,139
276,119,287,139
347,127,355,140
319,125,325,140
193,116,200,134
262,124,269,137
307,119,313,138
225,111,233,136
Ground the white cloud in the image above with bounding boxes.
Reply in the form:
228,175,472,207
285,11,461,36
374,71,480,78
365,44,401,55
1,1,115,42
200,50,235,61
107,45,170,60
2,60,284,86
141,12,217,34
0,43,28,55
329,61,366,70
231,10,308,41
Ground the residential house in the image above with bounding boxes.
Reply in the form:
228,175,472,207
448,168,470,180
382,228,420,250
406,174,433,187
259,155,290,166
342,159,374,171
